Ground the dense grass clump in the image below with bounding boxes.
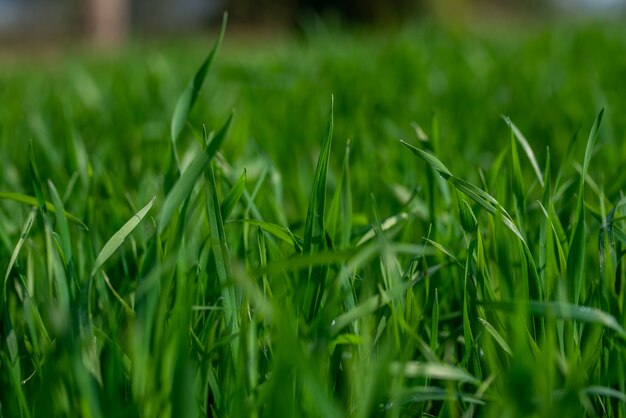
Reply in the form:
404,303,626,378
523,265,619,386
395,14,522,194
2,16,626,417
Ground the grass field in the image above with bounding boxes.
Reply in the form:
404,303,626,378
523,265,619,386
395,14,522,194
2,16,626,417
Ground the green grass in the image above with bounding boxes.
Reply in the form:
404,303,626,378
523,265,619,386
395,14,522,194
2,17,626,417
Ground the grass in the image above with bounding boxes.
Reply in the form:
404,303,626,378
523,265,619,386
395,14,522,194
2,16,626,417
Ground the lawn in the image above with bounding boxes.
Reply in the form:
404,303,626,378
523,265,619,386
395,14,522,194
2,16,626,417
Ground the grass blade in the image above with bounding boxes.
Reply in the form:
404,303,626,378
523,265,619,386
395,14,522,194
170,13,227,144
159,112,234,234
502,116,544,187
238,219,303,252
91,197,155,276
303,96,334,253
205,162,239,365
568,109,604,304
221,169,246,220
47,180,73,272
390,362,480,385
0,192,88,230
303,96,334,319
29,141,46,213
582,386,626,403
478,317,513,356
485,300,626,338
3,209,36,301
401,141,526,244
400,140,452,179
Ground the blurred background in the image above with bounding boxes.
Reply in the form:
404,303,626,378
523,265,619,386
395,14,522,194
1,0,625,47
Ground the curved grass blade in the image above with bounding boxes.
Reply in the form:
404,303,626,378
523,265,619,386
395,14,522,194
582,386,626,403
91,197,156,276
356,212,409,246
401,141,524,243
159,112,233,234
0,192,88,231
170,13,227,145
3,209,36,301
423,237,463,267
484,300,626,338
400,140,452,179
237,219,303,252
502,116,544,187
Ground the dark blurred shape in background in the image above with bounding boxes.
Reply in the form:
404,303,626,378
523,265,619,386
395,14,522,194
0,0,625,47
228,0,420,24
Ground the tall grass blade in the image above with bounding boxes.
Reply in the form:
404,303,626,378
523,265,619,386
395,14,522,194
170,13,227,145
568,109,604,304
303,96,334,319
48,180,73,273
159,112,233,233
29,141,46,213
204,162,239,364
303,96,334,253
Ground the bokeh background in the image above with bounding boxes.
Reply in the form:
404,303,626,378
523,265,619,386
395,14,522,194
1,0,625,47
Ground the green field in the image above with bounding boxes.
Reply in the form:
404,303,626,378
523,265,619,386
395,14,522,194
2,17,626,417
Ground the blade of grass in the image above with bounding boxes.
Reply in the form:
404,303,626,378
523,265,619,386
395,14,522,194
478,317,513,356
303,95,334,253
0,192,88,230
401,141,525,243
568,109,604,304
47,180,73,274
356,212,409,246
3,209,36,302
390,362,480,385
237,219,303,252
400,140,452,179
29,140,46,214
484,300,625,338
204,161,239,364
502,116,544,187
303,96,334,320
220,169,246,220
582,386,626,403
171,13,227,145
91,197,155,276
159,112,233,234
